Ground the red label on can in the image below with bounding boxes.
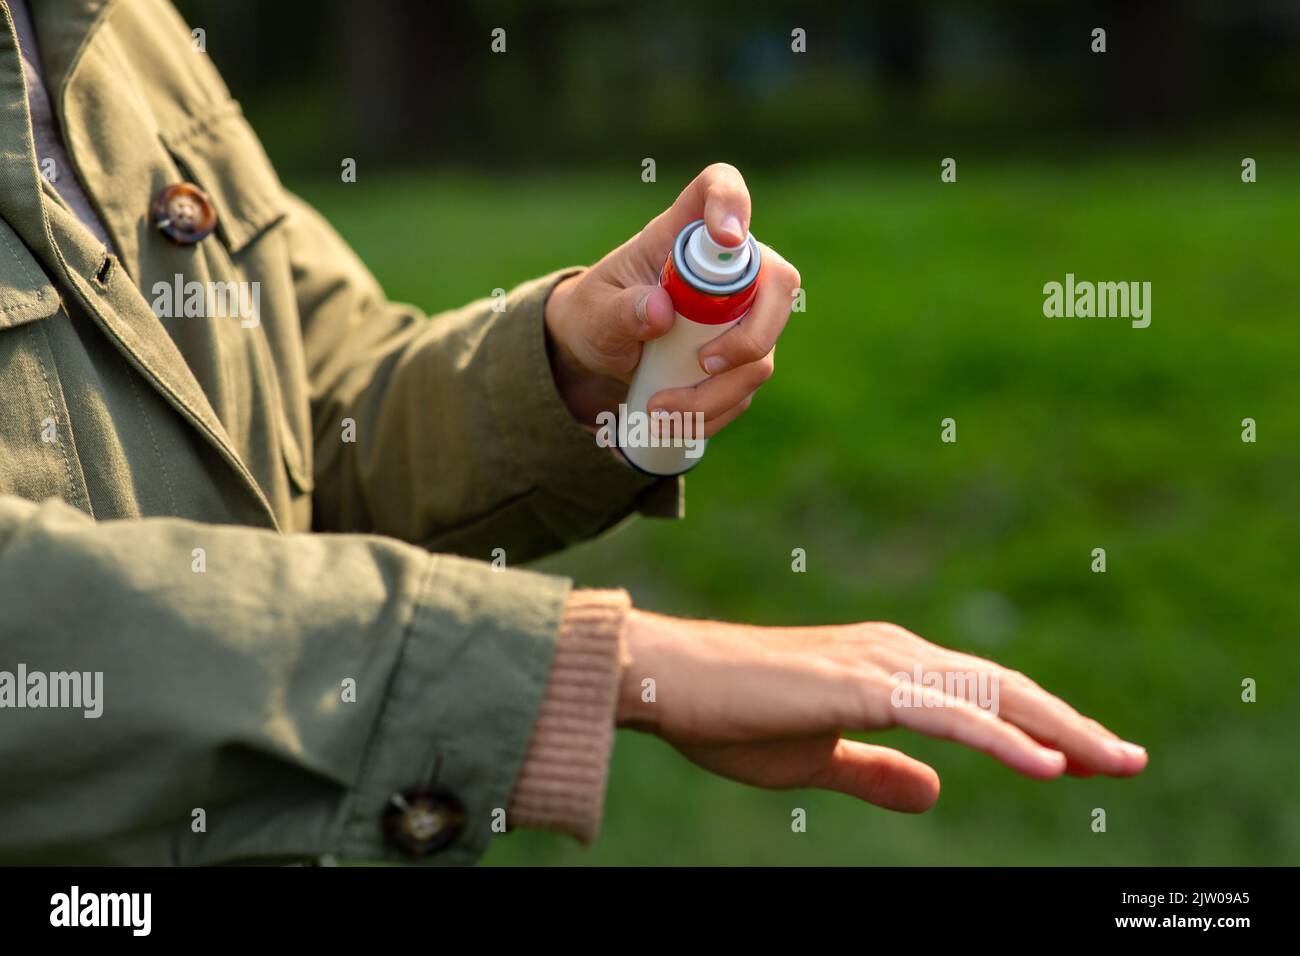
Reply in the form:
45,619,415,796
661,252,762,325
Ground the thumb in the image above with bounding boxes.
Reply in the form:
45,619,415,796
613,284,675,343
810,740,941,813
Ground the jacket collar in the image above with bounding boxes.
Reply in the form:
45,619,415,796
0,0,115,263
24,0,114,105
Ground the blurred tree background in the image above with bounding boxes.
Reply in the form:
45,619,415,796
177,0,1300,175
174,0,1300,865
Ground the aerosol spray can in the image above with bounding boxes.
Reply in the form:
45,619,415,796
619,219,762,476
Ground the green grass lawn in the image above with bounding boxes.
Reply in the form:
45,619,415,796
294,154,1300,865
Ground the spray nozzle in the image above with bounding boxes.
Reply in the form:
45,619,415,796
683,222,751,284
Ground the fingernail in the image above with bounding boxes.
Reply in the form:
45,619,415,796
702,356,728,375
719,214,743,243
634,292,650,330
1113,741,1147,759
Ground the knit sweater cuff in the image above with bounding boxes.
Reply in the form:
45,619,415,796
507,588,631,844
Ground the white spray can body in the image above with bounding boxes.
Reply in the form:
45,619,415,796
619,219,762,476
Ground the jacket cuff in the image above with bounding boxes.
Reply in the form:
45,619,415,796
485,269,683,533
508,588,630,844
337,552,570,865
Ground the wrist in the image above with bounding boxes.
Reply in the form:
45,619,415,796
543,272,582,358
544,272,630,426
543,273,585,403
617,607,675,730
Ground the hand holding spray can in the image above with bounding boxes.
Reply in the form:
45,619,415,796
619,219,762,476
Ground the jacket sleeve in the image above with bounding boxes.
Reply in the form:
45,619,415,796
286,193,682,563
0,494,567,866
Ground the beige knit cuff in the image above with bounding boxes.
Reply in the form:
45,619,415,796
507,588,631,844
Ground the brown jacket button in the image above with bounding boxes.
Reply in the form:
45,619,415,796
382,785,466,857
153,182,217,245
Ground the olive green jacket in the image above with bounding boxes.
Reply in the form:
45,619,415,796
0,0,676,864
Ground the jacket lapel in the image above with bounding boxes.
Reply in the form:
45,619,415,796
0,0,280,529
40,191,282,529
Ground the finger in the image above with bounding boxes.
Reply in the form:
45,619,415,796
697,244,800,375
915,639,1149,778
885,683,1068,780
700,391,755,438
928,654,1148,778
702,171,751,246
646,393,752,444
810,740,941,813
640,163,752,262
647,352,773,422
997,676,1148,777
